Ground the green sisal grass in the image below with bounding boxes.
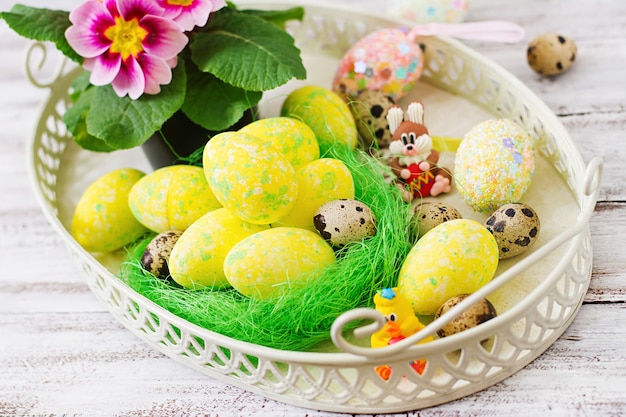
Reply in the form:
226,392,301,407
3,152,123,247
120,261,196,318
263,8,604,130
120,145,416,352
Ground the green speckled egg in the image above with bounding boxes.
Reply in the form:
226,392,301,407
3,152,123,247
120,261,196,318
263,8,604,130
398,219,499,315
203,131,298,224
72,168,149,252
128,165,221,233
169,208,269,289
224,227,336,300
239,117,320,169
281,85,357,153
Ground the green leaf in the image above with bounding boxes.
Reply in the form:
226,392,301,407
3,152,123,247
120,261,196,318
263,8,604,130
63,87,117,152
182,62,261,131
1,5,81,63
86,62,187,150
241,7,304,30
190,8,306,92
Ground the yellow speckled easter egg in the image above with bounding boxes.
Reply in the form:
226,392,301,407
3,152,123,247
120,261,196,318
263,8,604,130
72,168,149,252
203,131,298,224
272,158,355,230
239,117,320,169
398,219,499,315
281,85,357,152
169,208,269,289
224,227,336,299
128,165,221,233
455,119,535,213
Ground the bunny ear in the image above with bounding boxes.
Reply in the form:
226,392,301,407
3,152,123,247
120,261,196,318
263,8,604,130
406,101,425,124
386,106,404,134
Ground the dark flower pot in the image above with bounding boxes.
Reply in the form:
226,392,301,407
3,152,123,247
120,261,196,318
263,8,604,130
141,109,256,169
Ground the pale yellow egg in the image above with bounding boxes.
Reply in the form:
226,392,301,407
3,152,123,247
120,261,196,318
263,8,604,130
398,219,499,315
281,85,357,153
71,168,149,252
239,117,320,169
203,131,298,224
169,208,269,289
272,158,354,230
224,227,336,300
128,165,221,233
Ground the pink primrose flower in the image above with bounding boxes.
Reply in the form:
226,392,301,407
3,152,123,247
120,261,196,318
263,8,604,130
65,0,189,99
156,0,226,31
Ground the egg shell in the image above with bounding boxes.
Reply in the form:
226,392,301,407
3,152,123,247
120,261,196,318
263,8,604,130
349,89,396,149
224,227,336,300
71,168,149,252
485,203,541,259
203,131,298,224
455,119,535,213
398,219,499,315
332,28,424,102
527,33,577,76
141,230,183,279
388,0,469,24
239,117,320,169
128,165,221,233
413,201,462,238
280,85,357,153
313,199,377,248
434,294,497,338
168,208,269,289
272,159,355,230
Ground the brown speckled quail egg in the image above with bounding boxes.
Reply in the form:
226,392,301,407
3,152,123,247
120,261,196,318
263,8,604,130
141,230,183,279
349,89,396,149
435,294,498,338
313,199,377,248
485,203,540,259
413,201,462,238
527,33,577,76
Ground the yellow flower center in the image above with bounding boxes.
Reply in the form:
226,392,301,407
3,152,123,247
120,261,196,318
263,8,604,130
104,16,148,61
167,0,194,5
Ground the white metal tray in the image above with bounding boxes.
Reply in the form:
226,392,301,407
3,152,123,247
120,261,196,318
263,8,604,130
26,1,602,413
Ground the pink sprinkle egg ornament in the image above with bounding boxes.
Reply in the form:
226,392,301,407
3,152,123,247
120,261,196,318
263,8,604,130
332,28,424,101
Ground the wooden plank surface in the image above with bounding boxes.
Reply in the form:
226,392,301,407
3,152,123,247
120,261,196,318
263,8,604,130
1,0,625,416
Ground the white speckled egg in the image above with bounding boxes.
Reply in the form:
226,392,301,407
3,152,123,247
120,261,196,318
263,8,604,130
455,119,535,213
398,219,499,315
168,208,269,289
434,294,498,338
72,168,149,252
128,165,221,233
203,131,298,224
485,203,540,259
413,201,462,238
224,227,336,299
141,230,183,279
313,199,377,248
527,33,577,76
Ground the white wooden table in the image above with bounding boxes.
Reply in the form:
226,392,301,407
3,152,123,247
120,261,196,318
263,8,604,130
1,0,625,416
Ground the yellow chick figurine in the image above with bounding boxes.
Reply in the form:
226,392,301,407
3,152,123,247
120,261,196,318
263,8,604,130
371,287,433,379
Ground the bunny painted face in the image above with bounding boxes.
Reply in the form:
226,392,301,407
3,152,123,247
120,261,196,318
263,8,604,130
387,101,432,161
385,101,453,201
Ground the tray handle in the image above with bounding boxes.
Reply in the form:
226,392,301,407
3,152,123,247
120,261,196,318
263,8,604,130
25,41,71,90
331,156,603,359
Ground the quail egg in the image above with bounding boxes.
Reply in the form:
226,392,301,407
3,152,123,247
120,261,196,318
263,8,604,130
485,203,540,259
435,294,497,338
141,230,183,280
313,199,377,248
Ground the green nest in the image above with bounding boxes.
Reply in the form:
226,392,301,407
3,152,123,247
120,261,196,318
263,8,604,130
120,146,416,352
